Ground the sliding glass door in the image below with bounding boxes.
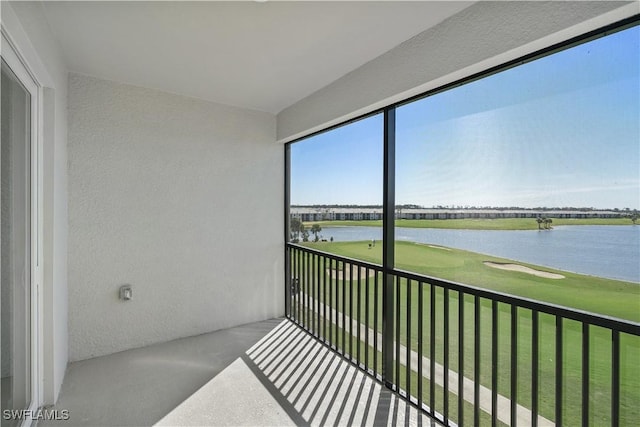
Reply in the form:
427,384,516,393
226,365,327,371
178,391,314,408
1,57,33,426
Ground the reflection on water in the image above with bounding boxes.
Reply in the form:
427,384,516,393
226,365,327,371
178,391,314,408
320,225,640,283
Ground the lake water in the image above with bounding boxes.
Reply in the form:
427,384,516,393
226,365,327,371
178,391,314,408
319,225,640,283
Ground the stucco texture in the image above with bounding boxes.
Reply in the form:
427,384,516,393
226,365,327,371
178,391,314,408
68,73,282,361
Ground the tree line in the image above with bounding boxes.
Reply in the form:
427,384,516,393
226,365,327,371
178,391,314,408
290,218,324,242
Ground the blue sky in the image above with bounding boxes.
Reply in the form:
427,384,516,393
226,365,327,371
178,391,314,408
291,26,639,209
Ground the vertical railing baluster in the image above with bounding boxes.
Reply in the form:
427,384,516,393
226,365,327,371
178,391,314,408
337,258,340,350
331,257,336,348
293,247,296,322
349,263,354,360
357,263,362,365
532,310,539,427
474,296,480,427
491,300,498,427
322,255,327,342
299,249,303,326
313,253,318,335
458,291,464,425
430,284,436,416
309,251,313,330
374,270,379,375
297,249,302,325
582,322,590,427
342,260,346,355
316,253,320,337
332,257,336,349
285,247,290,318
612,330,620,427
511,305,518,427
291,248,295,322
291,248,295,319
365,267,370,371
309,253,313,333
289,248,296,319
556,316,563,427
407,279,412,399
317,254,321,336
444,288,450,423
396,275,401,391
297,249,301,324
313,253,317,335
306,251,310,330
418,281,424,408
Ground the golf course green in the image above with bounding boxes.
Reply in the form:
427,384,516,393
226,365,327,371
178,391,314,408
304,240,639,321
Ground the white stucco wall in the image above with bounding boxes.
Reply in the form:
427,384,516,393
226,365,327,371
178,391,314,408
67,74,283,361
3,1,69,403
277,1,636,142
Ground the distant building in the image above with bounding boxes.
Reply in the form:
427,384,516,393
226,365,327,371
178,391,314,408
290,207,624,222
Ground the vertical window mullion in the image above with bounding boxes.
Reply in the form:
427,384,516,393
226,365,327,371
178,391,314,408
382,106,396,387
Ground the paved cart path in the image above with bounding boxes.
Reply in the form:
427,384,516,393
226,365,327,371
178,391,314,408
294,293,554,426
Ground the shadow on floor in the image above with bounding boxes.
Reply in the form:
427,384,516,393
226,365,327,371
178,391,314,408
155,320,441,427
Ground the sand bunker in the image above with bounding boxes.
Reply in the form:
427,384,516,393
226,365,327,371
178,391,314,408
415,243,452,251
483,262,565,279
327,266,378,281
428,245,451,251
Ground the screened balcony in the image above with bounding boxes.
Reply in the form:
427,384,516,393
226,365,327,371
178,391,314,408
1,2,638,427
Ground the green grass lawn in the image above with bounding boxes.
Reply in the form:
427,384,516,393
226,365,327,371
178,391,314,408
299,309,637,426
303,240,639,320
291,240,640,426
304,217,634,230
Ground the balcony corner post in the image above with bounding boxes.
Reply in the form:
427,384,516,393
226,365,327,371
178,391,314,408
382,106,396,387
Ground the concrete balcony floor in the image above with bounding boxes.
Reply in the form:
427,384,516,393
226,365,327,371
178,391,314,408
40,318,441,427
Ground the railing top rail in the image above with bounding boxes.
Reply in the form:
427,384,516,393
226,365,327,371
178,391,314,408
392,267,640,335
287,243,640,336
288,242,384,270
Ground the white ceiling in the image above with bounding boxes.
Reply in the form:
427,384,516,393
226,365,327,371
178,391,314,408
41,1,474,114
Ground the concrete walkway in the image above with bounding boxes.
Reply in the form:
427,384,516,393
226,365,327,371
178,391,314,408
296,293,554,426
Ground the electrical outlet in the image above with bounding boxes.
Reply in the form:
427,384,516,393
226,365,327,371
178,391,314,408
119,284,132,300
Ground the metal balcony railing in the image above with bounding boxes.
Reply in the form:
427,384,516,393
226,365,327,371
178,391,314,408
285,243,640,427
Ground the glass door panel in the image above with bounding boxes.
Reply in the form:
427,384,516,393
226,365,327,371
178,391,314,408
1,58,32,426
